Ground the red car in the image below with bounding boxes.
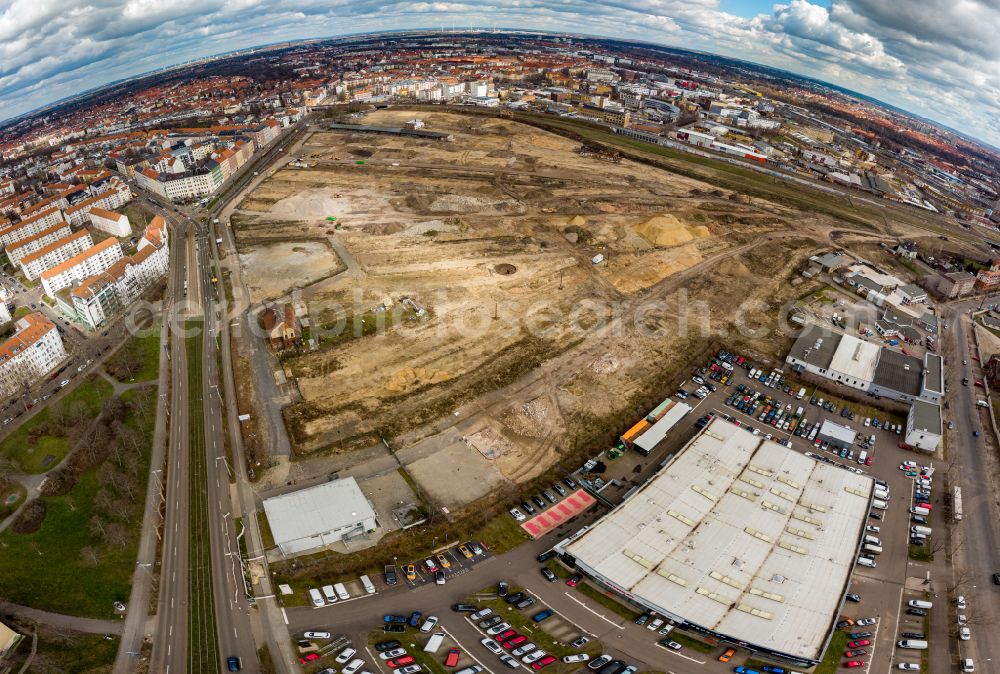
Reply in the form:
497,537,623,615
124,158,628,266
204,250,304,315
503,636,527,650
844,661,865,668
299,653,319,664
847,640,871,649
494,630,516,642
445,649,461,667
531,656,557,670
566,574,581,587
388,657,416,669
864,457,872,466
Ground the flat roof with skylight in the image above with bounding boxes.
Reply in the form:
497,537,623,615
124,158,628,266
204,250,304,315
562,419,873,665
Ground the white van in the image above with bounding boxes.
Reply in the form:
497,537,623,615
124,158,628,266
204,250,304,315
858,451,868,465
910,506,930,516
897,640,928,650
874,489,889,501
334,582,350,601
863,544,883,554
908,599,933,609
872,499,888,510
321,584,337,604
864,535,881,546
857,556,876,568
360,575,376,594
309,588,325,607
797,388,806,400
424,632,446,653
911,526,932,536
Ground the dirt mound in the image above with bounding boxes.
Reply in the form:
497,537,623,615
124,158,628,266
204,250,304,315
501,397,555,438
569,215,587,226
386,367,450,393
487,149,516,158
428,194,521,214
716,257,753,278
633,214,710,247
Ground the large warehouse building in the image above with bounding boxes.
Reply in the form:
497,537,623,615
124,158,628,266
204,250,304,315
558,419,873,666
263,478,378,556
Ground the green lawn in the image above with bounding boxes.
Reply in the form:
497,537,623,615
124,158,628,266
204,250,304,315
0,386,156,618
0,480,27,519
909,544,933,562
105,325,161,382
0,376,114,474
665,632,715,654
816,631,849,674
573,581,641,621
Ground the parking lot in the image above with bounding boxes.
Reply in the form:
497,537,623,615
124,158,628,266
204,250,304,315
397,542,494,590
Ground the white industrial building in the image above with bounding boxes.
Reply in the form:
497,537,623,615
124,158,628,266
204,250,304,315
0,312,67,397
786,323,941,404
558,419,873,666
817,420,856,450
905,400,942,452
632,400,692,455
263,477,378,556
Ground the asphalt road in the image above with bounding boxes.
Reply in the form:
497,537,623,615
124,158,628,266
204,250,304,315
941,299,1000,669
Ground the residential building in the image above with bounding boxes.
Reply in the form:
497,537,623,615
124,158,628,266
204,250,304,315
63,183,132,226
0,207,64,249
69,217,169,329
0,619,22,657
88,207,131,237
20,230,93,281
976,259,1000,289
897,283,927,304
40,237,123,298
0,300,11,324
4,220,72,266
934,271,975,299
262,303,302,350
0,312,66,398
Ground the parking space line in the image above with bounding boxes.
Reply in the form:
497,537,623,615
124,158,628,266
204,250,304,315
438,624,497,674
562,591,624,629
886,586,905,674
656,641,706,664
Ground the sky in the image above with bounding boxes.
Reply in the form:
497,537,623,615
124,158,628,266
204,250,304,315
1,1,999,148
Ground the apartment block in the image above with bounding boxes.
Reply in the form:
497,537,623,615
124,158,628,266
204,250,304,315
0,207,64,249
4,221,72,266
63,182,132,226
40,237,123,298
20,230,94,281
0,312,67,398
88,207,131,238
70,216,169,329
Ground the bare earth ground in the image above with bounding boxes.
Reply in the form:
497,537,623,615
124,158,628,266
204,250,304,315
233,109,932,512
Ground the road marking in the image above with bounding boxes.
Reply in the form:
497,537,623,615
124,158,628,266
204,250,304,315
281,608,289,624
886,585,905,674
562,592,624,629
659,645,706,665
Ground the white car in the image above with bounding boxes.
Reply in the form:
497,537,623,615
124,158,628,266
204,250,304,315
486,622,511,636
398,666,423,674
509,508,526,522
866,525,880,533
304,631,332,639
957,595,967,609
960,627,971,641
499,655,520,669
336,648,357,664
962,659,974,673
522,650,547,664
564,655,590,663
856,618,877,626
512,643,536,657
481,638,504,655
343,658,365,674
380,649,407,660
897,664,919,671
420,616,438,633
957,614,968,626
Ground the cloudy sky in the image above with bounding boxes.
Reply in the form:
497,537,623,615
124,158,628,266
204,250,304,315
2,0,999,147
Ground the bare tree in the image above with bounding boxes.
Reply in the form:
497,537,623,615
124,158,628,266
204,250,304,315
80,546,101,567
111,498,131,523
88,515,107,539
107,522,129,548
94,488,114,514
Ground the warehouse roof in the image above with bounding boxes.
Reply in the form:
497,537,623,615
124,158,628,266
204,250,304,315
563,419,872,663
872,349,923,396
910,400,942,435
923,353,944,395
634,401,692,453
263,478,376,547
818,420,857,444
787,325,841,371
829,334,880,382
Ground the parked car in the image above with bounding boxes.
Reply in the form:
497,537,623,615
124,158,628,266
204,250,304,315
540,568,557,582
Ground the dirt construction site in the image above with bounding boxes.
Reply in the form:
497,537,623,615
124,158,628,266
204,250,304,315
232,109,952,513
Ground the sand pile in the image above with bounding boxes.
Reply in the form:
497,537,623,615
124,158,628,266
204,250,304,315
633,214,710,247
386,367,450,393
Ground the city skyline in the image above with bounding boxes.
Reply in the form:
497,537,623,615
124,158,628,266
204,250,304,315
0,1,999,148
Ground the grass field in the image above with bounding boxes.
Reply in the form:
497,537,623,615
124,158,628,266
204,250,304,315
573,581,640,621
815,631,849,674
0,480,27,519
106,326,161,382
0,387,155,617
0,376,113,474
2,629,119,672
